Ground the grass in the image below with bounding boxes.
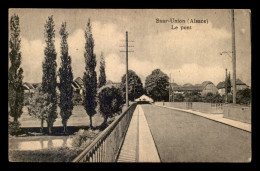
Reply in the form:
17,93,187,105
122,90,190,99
18,105,105,128
9,147,79,162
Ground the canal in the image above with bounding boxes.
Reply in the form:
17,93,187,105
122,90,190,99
9,135,74,151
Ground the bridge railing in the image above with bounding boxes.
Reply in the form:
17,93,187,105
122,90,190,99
155,102,224,114
72,103,137,162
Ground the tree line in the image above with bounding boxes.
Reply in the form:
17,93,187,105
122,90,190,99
8,14,251,135
8,15,121,135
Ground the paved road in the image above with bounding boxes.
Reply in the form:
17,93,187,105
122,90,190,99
141,104,251,162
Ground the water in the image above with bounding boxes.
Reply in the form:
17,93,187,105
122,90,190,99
9,136,74,151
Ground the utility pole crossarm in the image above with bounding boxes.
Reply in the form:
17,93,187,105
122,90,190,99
119,46,134,47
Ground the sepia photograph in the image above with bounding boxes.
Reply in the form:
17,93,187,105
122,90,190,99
8,8,251,162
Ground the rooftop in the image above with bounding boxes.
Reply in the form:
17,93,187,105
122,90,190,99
217,79,247,89
172,81,215,91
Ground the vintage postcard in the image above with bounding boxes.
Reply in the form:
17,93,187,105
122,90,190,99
8,8,251,162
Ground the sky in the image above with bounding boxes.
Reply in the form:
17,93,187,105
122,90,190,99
9,9,251,86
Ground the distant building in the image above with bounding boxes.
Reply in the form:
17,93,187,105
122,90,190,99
216,79,249,96
171,81,218,96
72,77,122,95
216,82,226,95
23,82,35,93
106,80,121,88
200,81,218,96
183,83,193,87
73,77,84,94
135,94,153,103
32,83,41,89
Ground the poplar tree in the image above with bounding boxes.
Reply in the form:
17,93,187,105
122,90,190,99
227,72,231,94
8,14,24,123
42,16,58,134
58,22,74,133
83,19,97,129
98,52,106,88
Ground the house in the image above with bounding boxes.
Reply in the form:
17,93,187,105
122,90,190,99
216,81,226,95
23,82,35,93
72,77,122,95
217,79,249,96
231,79,249,91
106,80,121,88
200,81,218,96
74,77,84,88
135,94,153,103
73,77,84,94
170,83,178,87
171,81,218,96
183,83,193,87
32,83,41,89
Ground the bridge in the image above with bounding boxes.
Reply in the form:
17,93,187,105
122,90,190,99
72,103,251,162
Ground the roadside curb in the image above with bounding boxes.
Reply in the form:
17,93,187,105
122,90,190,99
155,104,251,133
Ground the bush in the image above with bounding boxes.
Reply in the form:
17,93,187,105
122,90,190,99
236,88,251,105
227,94,233,103
203,92,214,103
8,121,22,136
9,147,78,162
184,91,202,102
174,94,185,102
71,129,99,152
98,85,123,125
23,92,32,106
73,92,82,105
212,93,224,103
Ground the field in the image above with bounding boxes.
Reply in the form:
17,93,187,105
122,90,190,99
17,105,104,128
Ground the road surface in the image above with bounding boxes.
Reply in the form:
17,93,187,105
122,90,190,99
141,104,251,162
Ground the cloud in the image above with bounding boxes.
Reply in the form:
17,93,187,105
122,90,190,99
135,22,231,70
20,37,45,83
105,54,125,82
162,63,226,86
21,35,61,83
92,22,124,57
20,22,125,83
20,20,250,87
67,29,85,79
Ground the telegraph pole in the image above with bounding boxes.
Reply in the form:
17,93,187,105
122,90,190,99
120,31,134,107
225,68,228,103
134,76,136,102
126,32,129,107
172,78,174,102
169,73,171,102
231,9,237,104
